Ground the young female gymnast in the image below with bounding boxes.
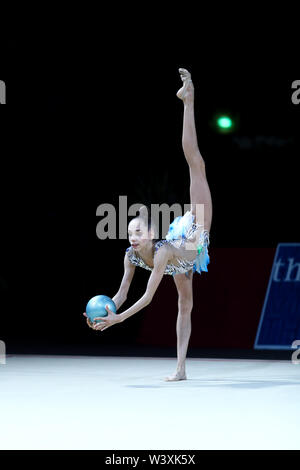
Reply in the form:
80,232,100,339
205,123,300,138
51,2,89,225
83,68,213,381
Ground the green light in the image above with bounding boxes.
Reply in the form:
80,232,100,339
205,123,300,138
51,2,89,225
211,112,238,134
217,116,233,129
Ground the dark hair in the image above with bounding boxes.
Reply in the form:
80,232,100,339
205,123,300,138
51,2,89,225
131,205,159,243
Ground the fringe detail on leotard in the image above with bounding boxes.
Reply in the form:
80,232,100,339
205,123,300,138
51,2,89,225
192,230,210,275
165,211,210,276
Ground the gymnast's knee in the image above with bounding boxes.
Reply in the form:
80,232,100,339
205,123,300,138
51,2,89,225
178,297,193,314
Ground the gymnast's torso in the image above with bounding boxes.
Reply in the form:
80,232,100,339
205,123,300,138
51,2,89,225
126,221,210,277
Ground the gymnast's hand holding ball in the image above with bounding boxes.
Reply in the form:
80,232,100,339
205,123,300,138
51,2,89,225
83,295,120,332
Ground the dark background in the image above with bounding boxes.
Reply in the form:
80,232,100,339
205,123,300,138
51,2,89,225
1,38,299,358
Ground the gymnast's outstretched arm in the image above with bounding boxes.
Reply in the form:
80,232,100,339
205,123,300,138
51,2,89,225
93,246,169,330
112,252,136,310
118,247,169,323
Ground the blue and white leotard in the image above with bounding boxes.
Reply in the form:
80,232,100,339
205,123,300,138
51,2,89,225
126,211,210,278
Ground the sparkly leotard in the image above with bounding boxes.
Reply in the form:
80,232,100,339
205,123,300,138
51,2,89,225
126,211,210,277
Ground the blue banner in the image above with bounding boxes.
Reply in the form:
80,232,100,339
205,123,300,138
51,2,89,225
254,243,300,350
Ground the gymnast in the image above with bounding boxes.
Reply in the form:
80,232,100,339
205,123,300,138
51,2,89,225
83,68,213,381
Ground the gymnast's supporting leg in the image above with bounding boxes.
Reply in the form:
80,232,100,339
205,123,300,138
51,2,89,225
165,272,193,381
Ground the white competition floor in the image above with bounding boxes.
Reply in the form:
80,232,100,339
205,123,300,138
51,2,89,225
0,355,299,450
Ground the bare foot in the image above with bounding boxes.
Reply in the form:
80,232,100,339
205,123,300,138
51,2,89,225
176,68,194,102
164,370,187,381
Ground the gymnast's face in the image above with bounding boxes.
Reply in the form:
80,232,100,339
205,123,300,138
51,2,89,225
128,218,152,252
